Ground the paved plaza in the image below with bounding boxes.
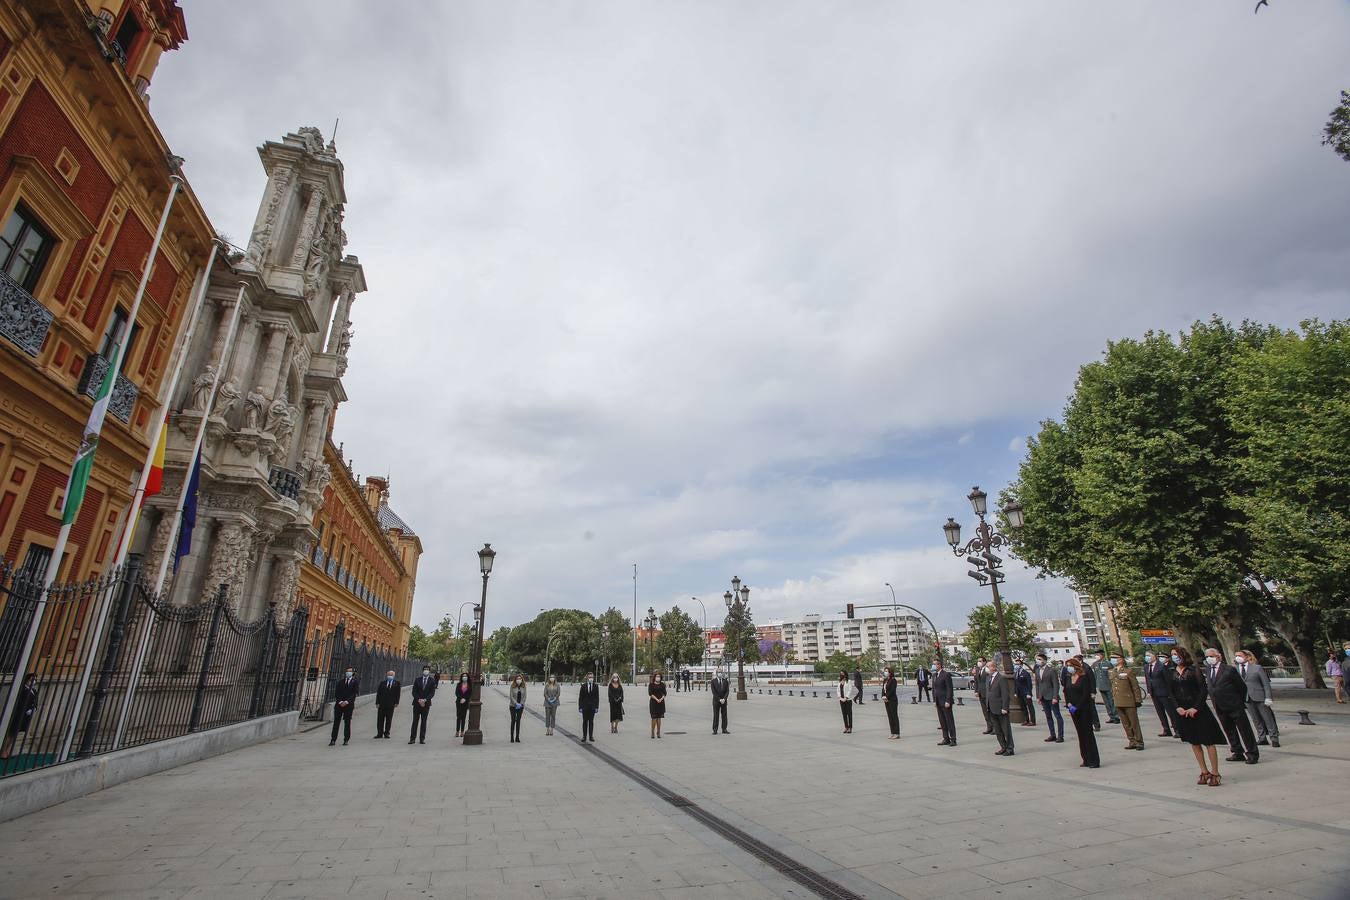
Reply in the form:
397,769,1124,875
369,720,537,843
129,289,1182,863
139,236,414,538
0,684,1346,899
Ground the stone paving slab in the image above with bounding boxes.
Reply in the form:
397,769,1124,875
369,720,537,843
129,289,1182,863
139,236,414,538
0,683,1345,898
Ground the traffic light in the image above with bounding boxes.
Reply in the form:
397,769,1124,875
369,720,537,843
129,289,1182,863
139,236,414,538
846,603,855,619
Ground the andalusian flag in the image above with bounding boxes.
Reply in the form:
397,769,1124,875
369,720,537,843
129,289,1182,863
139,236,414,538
59,361,117,526
142,423,168,502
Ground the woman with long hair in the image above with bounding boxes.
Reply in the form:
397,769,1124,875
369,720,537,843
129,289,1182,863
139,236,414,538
1063,656,1100,768
608,674,625,733
508,674,527,743
453,672,471,738
648,672,667,739
543,674,560,736
881,666,900,739
1168,646,1227,786
837,671,853,733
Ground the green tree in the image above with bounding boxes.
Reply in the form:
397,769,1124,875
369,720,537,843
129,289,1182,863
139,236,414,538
1325,89,1350,163
855,646,884,676
483,625,513,675
656,606,705,669
815,649,857,676
594,607,632,678
965,601,1038,662
406,625,434,662
1225,321,1350,686
721,597,757,668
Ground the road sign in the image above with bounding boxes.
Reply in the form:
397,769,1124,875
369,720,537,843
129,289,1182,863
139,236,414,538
1141,636,1175,644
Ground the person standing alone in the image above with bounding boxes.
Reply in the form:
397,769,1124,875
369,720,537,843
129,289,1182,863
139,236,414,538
508,674,527,742
453,672,471,738
853,668,865,704
578,673,600,742
881,666,900,739
932,659,956,746
711,670,730,734
543,674,561,736
374,669,400,739
1108,652,1145,750
329,666,358,747
409,666,436,745
915,662,931,703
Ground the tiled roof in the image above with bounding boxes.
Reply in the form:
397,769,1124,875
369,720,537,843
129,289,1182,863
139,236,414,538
377,503,415,536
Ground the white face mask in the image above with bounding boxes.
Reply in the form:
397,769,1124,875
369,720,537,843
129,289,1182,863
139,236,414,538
1234,656,1246,665
1206,657,1219,666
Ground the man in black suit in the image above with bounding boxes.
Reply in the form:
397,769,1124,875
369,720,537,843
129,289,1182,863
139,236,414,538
711,671,730,734
985,659,1014,756
374,669,400,739
1204,648,1257,764
330,666,358,746
1143,651,1178,737
932,658,956,746
852,669,864,704
973,657,994,733
409,666,437,745
578,673,600,742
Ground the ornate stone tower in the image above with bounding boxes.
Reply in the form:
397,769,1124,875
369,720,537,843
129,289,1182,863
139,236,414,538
144,126,366,619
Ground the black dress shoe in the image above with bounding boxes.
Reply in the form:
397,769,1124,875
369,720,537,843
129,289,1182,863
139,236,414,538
1087,763,1100,768
994,749,1007,756
1056,737,1064,743
722,730,729,734
1226,754,1244,762
982,730,994,735
1257,737,1269,746
1244,755,1258,764
374,735,382,740
419,739,425,744
949,741,957,746
938,740,950,746
328,740,336,746
1043,737,1056,742
1004,750,1015,756
1271,737,1280,747
408,739,416,745
342,740,348,745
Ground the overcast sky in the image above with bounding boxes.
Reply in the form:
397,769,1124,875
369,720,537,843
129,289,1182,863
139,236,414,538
153,2,1350,636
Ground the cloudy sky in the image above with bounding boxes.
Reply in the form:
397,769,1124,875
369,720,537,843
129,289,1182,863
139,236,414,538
153,2,1350,636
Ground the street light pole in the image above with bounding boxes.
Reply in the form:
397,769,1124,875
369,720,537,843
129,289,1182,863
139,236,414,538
725,579,750,701
462,543,495,746
944,488,1026,724
691,596,707,671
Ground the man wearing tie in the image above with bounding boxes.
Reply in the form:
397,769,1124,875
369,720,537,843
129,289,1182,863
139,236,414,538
1236,649,1279,748
374,669,401,739
1143,651,1178,737
932,658,956,746
330,666,358,747
985,658,1014,756
578,673,601,742
409,666,437,745
711,670,730,734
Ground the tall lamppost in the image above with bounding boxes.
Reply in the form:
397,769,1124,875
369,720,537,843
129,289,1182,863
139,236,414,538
691,596,707,671
643,607,658,674
724,579,750,700
463,543,495,746
944,487,1026,724
598,623,610,677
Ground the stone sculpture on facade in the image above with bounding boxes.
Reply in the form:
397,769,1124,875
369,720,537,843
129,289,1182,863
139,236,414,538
187,365,217,411
243,387,268,431
214,378,241,419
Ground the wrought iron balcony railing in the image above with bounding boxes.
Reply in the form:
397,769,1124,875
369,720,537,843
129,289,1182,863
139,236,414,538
268,466,300,500
76,353,139,423
0,269,55,358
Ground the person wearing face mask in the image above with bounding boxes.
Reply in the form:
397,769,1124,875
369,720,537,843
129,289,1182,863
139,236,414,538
1204,648,1257,765
1013,658,1036,727
508,674,527,742
408,666,437,745
1326,650,1345,704
1108,652,1145,751
915,659,931,703
984,658,1014,756
711,668,730,734
881,666,900,739
1143,651,1179,738
329,666,358,747
1236,649,1278,748
1167,647,1226,785
932,659,956,746
578,673,600,742
972,657,994,734
608,674,625,733
374,669,401,739
543,675,561,737
1034,654,1063,743
648,673,666,739
837,671,853,733
1093,652,1119,725
1062,656,1099,768
454,672,472,738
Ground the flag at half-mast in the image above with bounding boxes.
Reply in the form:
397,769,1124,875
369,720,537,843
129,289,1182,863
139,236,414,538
59,360,117,526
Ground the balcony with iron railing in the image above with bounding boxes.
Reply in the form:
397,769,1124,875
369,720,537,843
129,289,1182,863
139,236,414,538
0,269,55,358
268,466,300,500
76,353,139,423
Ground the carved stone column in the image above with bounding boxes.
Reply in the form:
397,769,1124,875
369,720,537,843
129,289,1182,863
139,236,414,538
200,520,252,606
255,322,289,401
325,289,354,353
226,314,259,390
268,554,303,619
288,187,326,269
272,333,295,401
147,511,176,593
246,165,294,266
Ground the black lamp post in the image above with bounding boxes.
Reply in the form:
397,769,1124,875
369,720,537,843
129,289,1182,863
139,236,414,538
944,488,1026,724
644,607,657,674
462,543,495,746
724,579,750,700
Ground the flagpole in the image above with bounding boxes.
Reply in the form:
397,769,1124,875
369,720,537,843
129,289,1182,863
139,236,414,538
112,280,246,750
0,175,183,742
57,239,221,762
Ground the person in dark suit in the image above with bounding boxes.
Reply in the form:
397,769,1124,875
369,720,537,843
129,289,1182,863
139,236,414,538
1033,653,1063,743
915,663,931,703
408,666,436,745
1143,651,1179,737
453,672,472,737
973,657,994,734
1063,657,1099,767
932,659,956,746
577,673,600,742
710,671,730,734
374,669,400,739
881,666,900,739
1013,659,1036,727
329,667,358,746
0,672,38,761
984,659,1014,756
1204,648,1257,764
852,669,864,704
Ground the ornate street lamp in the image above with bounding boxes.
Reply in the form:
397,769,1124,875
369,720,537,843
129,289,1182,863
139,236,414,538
944,488,1026,723
462,543,495,746
644,606,657,675
725,579,750,700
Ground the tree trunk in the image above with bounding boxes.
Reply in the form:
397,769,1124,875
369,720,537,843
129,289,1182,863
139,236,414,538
1266,610,1327,689
1211,610,1244,662
1172,621,1204,658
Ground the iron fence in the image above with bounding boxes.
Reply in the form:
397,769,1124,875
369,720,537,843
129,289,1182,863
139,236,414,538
298,620,431,720
0,553,312,778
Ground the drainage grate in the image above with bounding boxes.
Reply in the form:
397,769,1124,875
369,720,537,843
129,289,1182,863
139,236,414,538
510,691,864,900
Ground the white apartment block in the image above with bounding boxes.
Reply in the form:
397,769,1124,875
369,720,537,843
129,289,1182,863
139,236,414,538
779,613,927,663
1075,594,1104,651
1034,618,1085,661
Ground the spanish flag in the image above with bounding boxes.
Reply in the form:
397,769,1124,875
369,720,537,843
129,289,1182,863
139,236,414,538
142,423,168,503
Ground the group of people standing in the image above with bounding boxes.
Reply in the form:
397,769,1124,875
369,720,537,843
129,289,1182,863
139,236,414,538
328,667,475,747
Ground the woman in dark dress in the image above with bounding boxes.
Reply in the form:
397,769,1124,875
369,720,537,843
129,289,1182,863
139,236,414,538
648,673,666,739
608,674,625,733
1167,646,1226,786
454,672,472,737
1063,656,1100,768
0,673,37,760
881,667,900,739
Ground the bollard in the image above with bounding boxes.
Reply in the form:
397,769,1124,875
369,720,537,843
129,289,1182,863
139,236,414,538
1297,709,1316,725
910,696,917,704
957,696,964,706
778,689,782,695
812,690,818,697
789,690,795,696
872,692,879,701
